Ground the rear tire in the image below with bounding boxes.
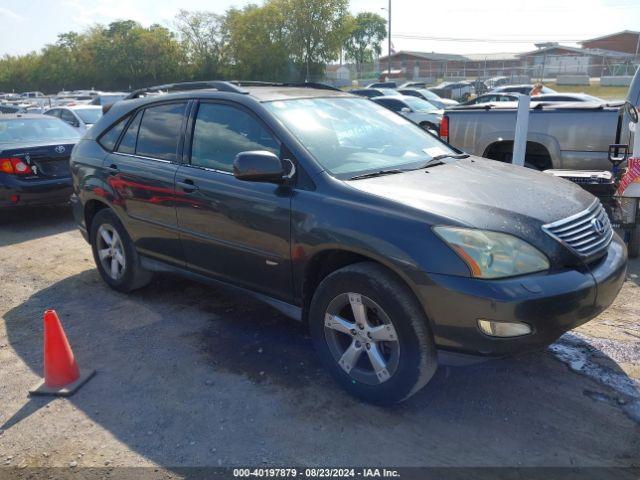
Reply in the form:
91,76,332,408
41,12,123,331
309,262,437,405
90,209,152,292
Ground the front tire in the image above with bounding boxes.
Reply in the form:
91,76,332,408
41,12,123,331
90,209,152,292
309,262,437,405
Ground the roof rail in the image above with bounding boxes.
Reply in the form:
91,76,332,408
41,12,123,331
124,81,249,100
232,80,342,92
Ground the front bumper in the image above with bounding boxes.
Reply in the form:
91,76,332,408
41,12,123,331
419,233,627,356
0,174,72,208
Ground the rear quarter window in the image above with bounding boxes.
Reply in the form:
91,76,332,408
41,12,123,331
117,111,143,155
98,115,130,151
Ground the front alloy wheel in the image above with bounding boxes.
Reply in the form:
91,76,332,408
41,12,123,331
309,262,437,405
324,293,399,384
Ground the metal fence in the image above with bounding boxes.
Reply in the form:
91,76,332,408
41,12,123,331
325,61,640,86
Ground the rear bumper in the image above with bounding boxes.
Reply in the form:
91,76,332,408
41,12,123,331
0,174,72,208
419,234,627,356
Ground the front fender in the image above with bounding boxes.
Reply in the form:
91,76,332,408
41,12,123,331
290,185,471,305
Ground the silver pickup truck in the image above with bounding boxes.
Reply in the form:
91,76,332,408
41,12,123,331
442,77,639,170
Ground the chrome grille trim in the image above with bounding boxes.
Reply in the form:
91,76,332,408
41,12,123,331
542,199,613,259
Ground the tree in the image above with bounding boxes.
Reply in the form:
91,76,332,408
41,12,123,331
174,9,224,79
276,0,350,81
0,2,378,92
223,3,290,81
343,12,387,75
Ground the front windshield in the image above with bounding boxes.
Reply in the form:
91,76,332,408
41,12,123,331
265,97,456,179
402,96,439,112
74,108,102,124
0,117,80,143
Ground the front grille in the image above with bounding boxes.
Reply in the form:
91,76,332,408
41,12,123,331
542,199,613,259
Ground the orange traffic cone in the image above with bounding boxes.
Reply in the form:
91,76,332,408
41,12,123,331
29,310,95,397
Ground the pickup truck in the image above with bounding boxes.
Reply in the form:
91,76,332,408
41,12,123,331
442,94,636,170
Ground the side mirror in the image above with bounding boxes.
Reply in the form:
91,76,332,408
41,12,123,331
400,107,412,113
233,151,288,183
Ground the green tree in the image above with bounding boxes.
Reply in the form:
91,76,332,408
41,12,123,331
174,9,224,79
223,3,290,81
276,0,350,80
343,12,387,75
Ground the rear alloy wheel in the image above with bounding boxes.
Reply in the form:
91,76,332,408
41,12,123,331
90,208,152,293
309,262,437,405
96,224,126,281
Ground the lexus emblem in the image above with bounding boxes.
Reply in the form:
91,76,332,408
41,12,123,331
591,218,605,235
55,145,66,154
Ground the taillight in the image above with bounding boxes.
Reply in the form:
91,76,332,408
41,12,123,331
0,157,34,175
439,115,449,142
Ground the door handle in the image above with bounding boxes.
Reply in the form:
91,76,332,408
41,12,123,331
105,163,119,174
177,178,199,193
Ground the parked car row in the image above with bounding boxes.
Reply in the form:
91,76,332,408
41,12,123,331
0,89,126,119
459,91,605,106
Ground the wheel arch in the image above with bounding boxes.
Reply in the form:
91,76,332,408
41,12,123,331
482,139,555,170
478,132,561,169
300,247,431,327
83,197,115,240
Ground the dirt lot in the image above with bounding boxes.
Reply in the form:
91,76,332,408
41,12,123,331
0,206,639,474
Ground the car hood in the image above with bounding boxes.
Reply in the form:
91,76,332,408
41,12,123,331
345,156,595,231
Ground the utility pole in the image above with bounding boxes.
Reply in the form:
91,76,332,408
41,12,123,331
387,0,392,80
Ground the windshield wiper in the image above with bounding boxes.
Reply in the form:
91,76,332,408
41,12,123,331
420,153,470,169
348,169,406,180
431,153,469,161
348,153,470,180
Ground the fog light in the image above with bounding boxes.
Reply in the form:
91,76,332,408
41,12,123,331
477,319,531,337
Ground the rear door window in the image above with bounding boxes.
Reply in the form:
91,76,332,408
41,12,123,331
136,103,187,162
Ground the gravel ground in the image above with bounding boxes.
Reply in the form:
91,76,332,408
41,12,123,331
0,206,639,474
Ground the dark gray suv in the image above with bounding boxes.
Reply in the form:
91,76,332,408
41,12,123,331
70,81,627,404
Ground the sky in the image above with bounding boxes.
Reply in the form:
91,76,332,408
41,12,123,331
0,0,638,57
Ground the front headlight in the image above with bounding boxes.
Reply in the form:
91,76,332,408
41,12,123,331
433,226,549,279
